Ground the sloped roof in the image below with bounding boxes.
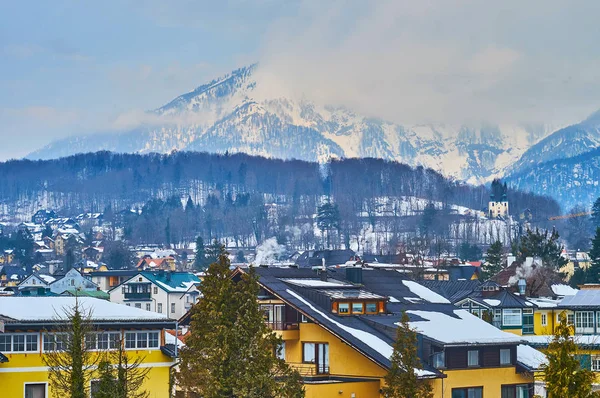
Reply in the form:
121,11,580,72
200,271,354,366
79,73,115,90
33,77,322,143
140,272,200,293
419,280,481,303
558,289,600,309
295,249,356,268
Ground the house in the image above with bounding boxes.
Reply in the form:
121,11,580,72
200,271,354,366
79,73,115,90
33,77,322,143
0,265,28,286
89,269,139,291
15,272,56,296
83,246,103,262
76,212,104,228
0,296,176,398
227,266,544,398
47,268,99,294
522,286,600,384
0,249,15,264
31,209,57,225
295,249,357,268
109,271,201,320
136,256,176,271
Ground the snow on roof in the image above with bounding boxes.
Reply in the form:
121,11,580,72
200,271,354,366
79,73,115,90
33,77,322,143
551,284,578,297
527,297,559,308
39,274,56,284
483,299,501,307
0,297,170,322
286,288,435,377
165,331,185,348
388,296,400,303
406,309,524,346
517,344,547,370
282,278,352,288
522,334,600,346
401,280,450,304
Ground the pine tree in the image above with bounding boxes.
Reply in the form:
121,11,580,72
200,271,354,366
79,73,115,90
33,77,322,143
193,236,206,270
43,298,96,398
383,312,433,398
481,240,504,280
592,197,600,228
518,228,568,270
92,360,117,398
542,312,598,398
586,227,600,283
177,248,304,397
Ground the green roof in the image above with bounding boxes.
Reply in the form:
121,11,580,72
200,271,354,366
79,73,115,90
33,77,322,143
140,271,201,293
63,289,110,300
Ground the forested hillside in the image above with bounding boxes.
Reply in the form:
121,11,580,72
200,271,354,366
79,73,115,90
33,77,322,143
0,151,560,251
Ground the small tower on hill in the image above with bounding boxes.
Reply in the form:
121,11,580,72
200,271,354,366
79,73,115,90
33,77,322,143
488,180,509,219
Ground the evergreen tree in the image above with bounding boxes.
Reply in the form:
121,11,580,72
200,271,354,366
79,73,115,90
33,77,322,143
92,360,117,398
64,248,76,271
592,197,600,228
457,242,482,261
542,312,598,398
177,248,304,397
586,227,600,283
193,236,206,270
518,228,568,270
419,203,437,238
111,338,150,398
383,312,433,398
103,241,134,269
42,224,53,239
317,202,340,248
43,298,96,398
481,241,504,280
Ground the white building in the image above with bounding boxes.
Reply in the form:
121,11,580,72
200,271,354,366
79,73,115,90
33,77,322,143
109,271,200,320
17,268,98,295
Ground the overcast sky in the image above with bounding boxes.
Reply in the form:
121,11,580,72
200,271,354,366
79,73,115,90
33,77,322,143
2,0,600,160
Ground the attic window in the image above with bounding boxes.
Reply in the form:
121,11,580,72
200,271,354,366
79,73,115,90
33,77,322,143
338,303,349,314
138,277,143,282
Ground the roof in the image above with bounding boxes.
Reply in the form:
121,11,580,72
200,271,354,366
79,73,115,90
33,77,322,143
419,280,481,303
0,296,171,322
522,335,600,350
62,289,110,300
295,249,357,268
117,271,200,293
551,284,578,297
516,344,547,372
558,289,600,309
0,352,7,363
250,266,525,376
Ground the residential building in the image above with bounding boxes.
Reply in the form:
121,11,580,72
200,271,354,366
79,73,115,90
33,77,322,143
109,271,200,320
89,269,139,291
230,266,544,398
295,249,357,268
17,268,98,295
136,256,176,271
31,209,57,225
0,296,176,398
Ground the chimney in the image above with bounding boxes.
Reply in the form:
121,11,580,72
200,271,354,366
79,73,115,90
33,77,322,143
517,279,526,295
346,265,363,284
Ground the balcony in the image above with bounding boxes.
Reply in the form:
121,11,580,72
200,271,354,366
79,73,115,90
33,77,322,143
288,362,330,376
267,322,300,340
124,292,151,300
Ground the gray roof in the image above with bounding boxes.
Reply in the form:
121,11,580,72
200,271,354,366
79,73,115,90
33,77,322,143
558,289,600,309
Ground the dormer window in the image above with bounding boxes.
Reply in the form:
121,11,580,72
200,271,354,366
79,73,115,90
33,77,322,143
366,303,377,313
334,301,384,315
352,303,364,314
338,303,350,314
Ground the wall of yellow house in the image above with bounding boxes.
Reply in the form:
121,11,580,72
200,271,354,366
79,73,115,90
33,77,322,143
533,309,558,335
304,380,381,398
287,323,387,379
0,338,173,398
431,367,533,397
503,328,523,336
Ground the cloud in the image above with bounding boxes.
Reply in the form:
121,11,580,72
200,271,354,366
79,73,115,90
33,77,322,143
254,0,600,126
3,41,91,62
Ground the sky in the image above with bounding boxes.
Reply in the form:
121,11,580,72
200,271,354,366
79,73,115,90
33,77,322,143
2,0,600,160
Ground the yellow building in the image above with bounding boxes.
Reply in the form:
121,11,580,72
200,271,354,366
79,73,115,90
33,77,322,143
0,296,177,398
240,266,545,398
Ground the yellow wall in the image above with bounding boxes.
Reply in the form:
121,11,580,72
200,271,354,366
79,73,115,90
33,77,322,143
0,333,173,398
304,380,381,398
431,367,533,397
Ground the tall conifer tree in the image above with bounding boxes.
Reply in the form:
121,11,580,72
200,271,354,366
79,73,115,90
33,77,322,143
383,312,433,398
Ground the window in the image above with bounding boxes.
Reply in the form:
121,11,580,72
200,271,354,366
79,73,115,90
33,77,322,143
500,348,511,365
338,303,349,314
467,350,479,367
575,311,595,333
303,343,315,363
122,286,126,294
145,303,151,311
366,302,377,313
277,341,286,360
25,383,46,398
451,387,483,398
568,313,575,325
592,355,600,371
43,333,69,352
157,303,163,313
461,302,470,308
541,313,547,326
126,303,130,306
171,303,176,313
352,302,364,314
134,303,141,309
502,309,522,326
70,279,75,286
501,384,530,398
83,332,121,351
153,286,158,294
0,333,38,353
432,351,445,369
124,331,160,349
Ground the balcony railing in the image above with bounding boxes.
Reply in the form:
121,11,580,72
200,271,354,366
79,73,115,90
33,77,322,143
266,322,300,331
124,292,151,300
287,362,330,376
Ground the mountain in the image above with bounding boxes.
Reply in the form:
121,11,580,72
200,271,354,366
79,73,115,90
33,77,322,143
28,65,553,184
506,146,600,211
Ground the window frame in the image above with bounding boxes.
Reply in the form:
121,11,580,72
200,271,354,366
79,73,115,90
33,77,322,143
592,355,600,372
451,386,483,398
500,348,511,365
0,333,39,353
123,330,160,350
24,382,48,398
467,350,480,367
171,303,176,313
338,302,350,314
351,302,364,314
157,303,163,313
541,313,547,326
502,309,522,327
365,302,378,314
